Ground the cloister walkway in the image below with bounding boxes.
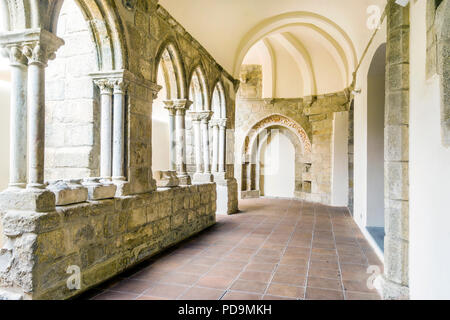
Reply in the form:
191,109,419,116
82,198,382,300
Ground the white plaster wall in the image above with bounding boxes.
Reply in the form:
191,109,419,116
353,20,386,229
159,0,387,76
261,130,295,198
409,0,450,300
366,57,385,227
331,111,349,206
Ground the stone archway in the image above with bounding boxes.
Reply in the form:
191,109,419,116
240,114,311,199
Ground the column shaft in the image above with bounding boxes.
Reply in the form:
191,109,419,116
218,121,226,173
112,82,126,180
99,83,113,180
201,119,211,174
27,62,45,188
193,120,202,173
211,123,219,173
9,51,27,188
175,110,187,174
165,102,177,171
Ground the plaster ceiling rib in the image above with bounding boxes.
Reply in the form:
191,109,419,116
275,32,316,96
234,11,357,86
262,38,276,98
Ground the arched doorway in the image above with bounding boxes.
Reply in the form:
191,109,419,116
241,114,311,199
366,43,386,252
259,127,295,198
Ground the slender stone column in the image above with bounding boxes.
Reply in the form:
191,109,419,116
164,101,177,171
112,79,128,181
201,112,213,175
210,120,220,173
23,41,61,189
218,118,227,174
191,111,213,183
190,113,203,174
174,99,192,185
8,46,28,189
95,80,114,181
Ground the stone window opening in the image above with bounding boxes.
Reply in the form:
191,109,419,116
152,43,191,186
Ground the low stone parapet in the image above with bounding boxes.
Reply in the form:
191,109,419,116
47,180,88,206
82,178,117,200
0,183,216,300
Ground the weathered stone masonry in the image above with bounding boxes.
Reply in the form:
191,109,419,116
0,0,238,300
0,184,216,300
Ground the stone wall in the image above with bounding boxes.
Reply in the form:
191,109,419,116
0,184,216,300
381,0,410,300
235,66,350,205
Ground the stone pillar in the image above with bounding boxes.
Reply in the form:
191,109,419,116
174,99,192,185
112,79,128,181
201,112,213,175
381,0,410,300
95,79,114,181
164,101,177,172
7,46,27,189
190,113,203,175
191,111,213,183
210,120,220,173
218,118,227,174
21,35,62,189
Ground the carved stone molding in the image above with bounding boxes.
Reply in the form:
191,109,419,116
189,111,213,122
245,114,312,154
0,28,64,67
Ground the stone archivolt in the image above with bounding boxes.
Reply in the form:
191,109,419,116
245,114,312,155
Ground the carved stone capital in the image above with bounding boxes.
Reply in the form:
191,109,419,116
218,118,228,128
94,79,114,95
189,111,213,123
7,45,27,66
173,99,193,116
164,100,177,116
113,79,129,95
0,29,64,67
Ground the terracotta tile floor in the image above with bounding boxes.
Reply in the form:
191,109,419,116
84,198,382,300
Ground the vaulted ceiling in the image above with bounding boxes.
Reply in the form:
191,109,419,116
159,0,387,97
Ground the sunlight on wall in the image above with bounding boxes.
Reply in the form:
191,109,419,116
261,130,295,198
152,64,170,171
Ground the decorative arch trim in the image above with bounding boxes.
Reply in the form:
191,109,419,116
188,63,209,111
244,114,312,156
154,38,187,99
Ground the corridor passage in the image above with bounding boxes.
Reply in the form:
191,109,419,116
85,199,382,300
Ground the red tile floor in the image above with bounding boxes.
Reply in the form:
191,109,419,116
83,198,382,300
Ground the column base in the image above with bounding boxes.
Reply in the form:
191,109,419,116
83,178,118,200
0,188,55,212
47,180,88,206
177,174,191,186
378,275,409,300
193,173,214,184
113,180,131,197
241,190,260,199
154,171,179,188
213,172,227,182
7,183,26,190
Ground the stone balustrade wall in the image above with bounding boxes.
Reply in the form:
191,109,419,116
0,183,216,300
